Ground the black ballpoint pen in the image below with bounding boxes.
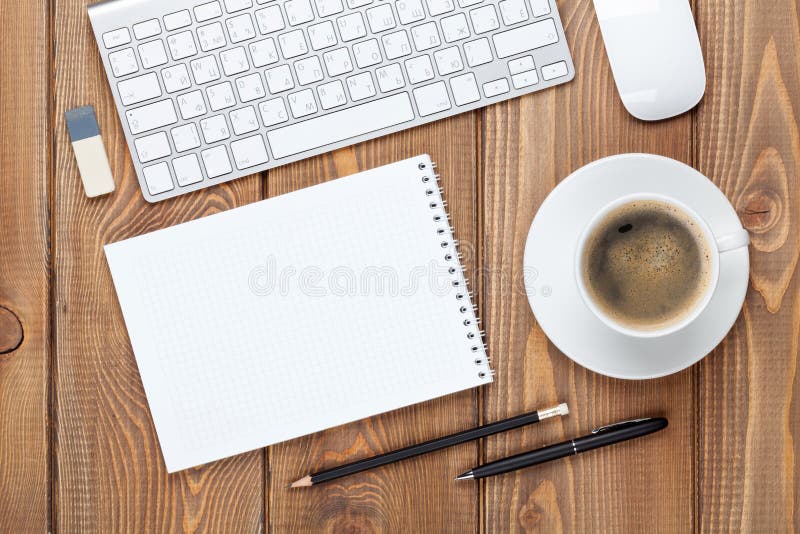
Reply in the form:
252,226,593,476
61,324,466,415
456,417,668,480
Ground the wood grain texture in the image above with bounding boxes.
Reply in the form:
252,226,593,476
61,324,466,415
266,124,481,533
0,0,51,532
0,0,798,531
52,1,264,531
480,0,696,531
695,0,800,531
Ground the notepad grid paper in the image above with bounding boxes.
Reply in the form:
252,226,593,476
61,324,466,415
105,155,491,472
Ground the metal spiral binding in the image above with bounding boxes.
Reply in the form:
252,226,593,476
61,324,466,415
422,158,491,382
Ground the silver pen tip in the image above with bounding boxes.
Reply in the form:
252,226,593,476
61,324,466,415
455,471,474,480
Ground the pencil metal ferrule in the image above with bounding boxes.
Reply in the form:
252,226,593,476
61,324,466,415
537,403,569,420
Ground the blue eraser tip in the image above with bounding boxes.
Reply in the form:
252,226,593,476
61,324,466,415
65,105,101,142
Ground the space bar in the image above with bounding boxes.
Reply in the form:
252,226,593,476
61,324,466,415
267,93,415,158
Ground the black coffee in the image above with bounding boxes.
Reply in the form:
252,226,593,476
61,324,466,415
581,200,712,331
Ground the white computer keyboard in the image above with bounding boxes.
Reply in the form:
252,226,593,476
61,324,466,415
89,0,574,202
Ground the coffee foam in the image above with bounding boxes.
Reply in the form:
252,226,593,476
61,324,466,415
582,200,713,331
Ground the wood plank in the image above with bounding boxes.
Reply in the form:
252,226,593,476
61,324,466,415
0,0,51,532
480,0,696,531
695,0,800,530
53,1,264,530
266,121,481,531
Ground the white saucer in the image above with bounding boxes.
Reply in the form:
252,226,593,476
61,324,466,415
523,154,750,379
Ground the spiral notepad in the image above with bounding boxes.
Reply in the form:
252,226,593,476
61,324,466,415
105,155,492,472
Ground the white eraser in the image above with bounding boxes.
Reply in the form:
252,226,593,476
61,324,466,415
65,106,115,197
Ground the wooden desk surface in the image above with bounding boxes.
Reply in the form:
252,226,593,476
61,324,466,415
1,1,798,532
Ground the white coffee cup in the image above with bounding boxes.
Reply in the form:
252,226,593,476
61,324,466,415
574,193,750,339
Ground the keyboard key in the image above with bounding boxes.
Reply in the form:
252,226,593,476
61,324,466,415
249,38,280,67
499,0,528,25
308,21,338,50
118,72,162,105
336,13,367,42
323,48,353,76
190,56,222,84
108,48,139,77
382,30,412,60
440,13,470,42
295,56,325,85
177,90,208,119
258,98,290,126
346,72,376,101
134,131,171,163
226,14,257,43
220,47,250,76
449,72,480,105
200,115,231,143
126,99,178,134
255,6,285,34
171,123,202,152
197,22,228,51
346,0,373,6
376,63,405,92
229,106,260,135
411,22,440,51
433,46,464,75
492,19,558,58
458,0,483,5
278,29,309,58
470,5,499,34
266,93,414,158
138,40,168,68
265,64,295,93
167,31,198,60
285,0,315,25
530,0,551,17
287,89,318,118
396,0,425,24
412,81,451,116
231,135,269,170
142,162,174,194
463,37,492,66
315,0,344,17
366,4,396,33
512,69,538,88
162,64,192,93
173,154,204,186
133,19,161,40
224,0,253,12
404,55,435,84
235,72,266,101
353,39,382,68
103,28,131,48
194,2,223,22
482,77,509,97
207,81,237,110
426,0,455,16
508,55,534,74
317,80,347,109
541,60,568,80
201,146,233,177
164,10,192,31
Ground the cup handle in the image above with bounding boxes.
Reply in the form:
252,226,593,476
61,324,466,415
716,228,750,253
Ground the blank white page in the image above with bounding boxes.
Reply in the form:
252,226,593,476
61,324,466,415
105,155,492,472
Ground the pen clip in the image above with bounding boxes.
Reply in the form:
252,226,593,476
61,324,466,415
591,418,652,434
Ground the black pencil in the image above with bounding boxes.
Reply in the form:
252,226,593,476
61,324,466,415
289,403,569,487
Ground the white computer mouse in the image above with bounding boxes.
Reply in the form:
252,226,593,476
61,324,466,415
592,0,706,121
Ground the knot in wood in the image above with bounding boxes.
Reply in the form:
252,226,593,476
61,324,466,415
0,306,24,354
740,190,780,233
